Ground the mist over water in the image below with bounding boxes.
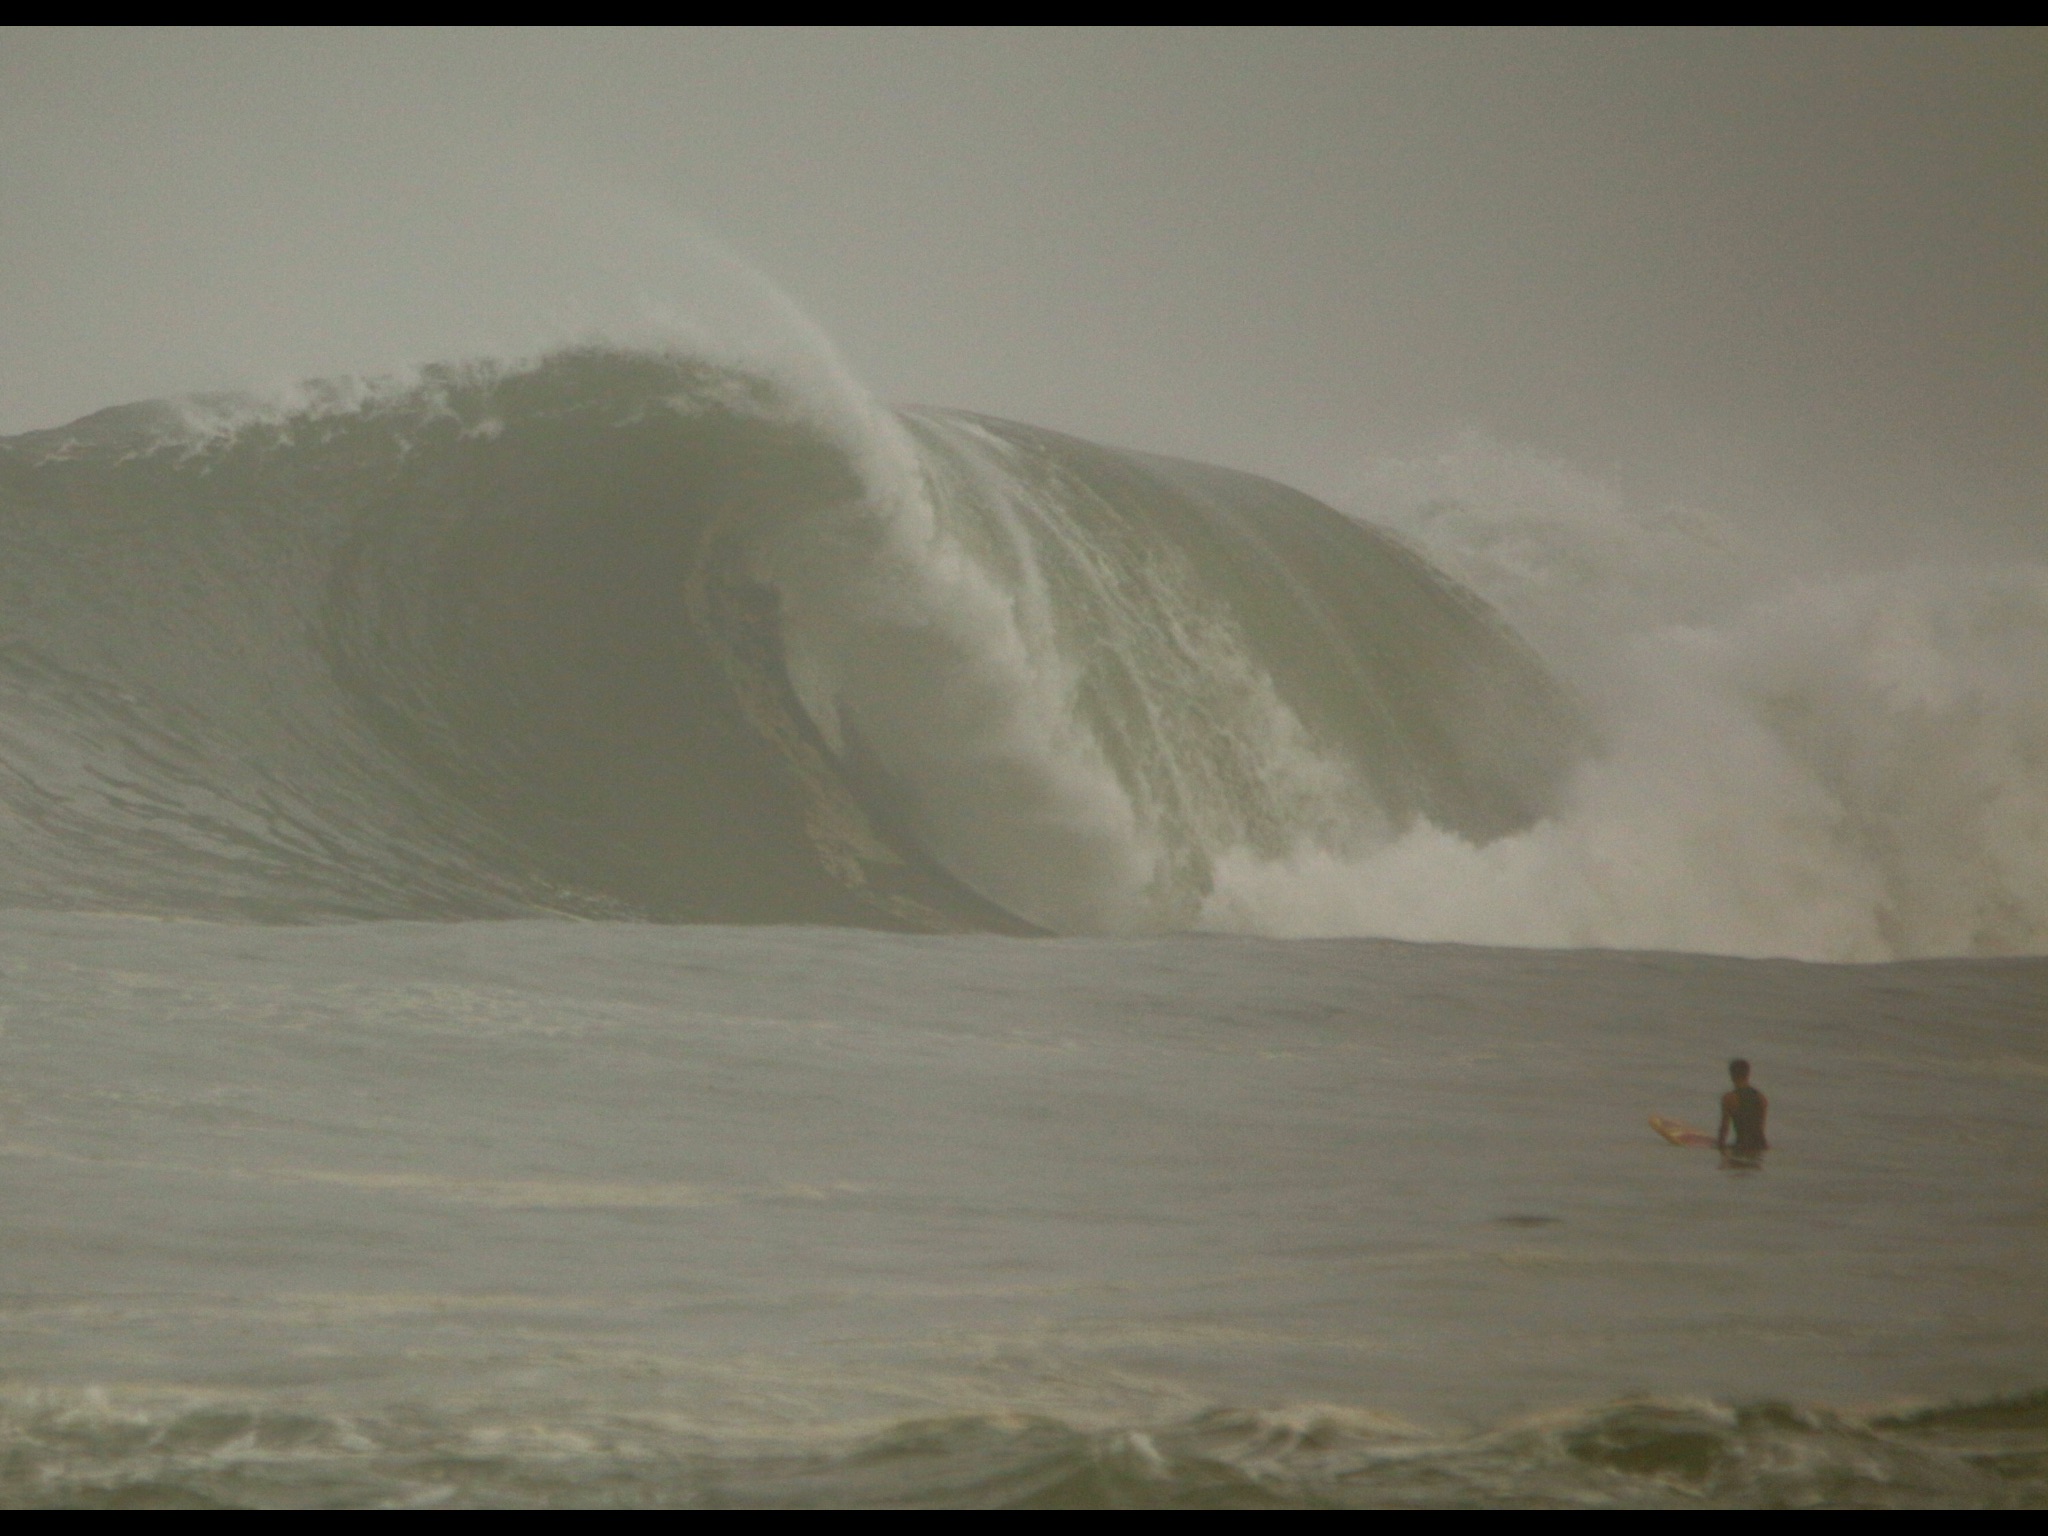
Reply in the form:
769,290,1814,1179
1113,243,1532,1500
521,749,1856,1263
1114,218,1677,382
3,28,2042,961
4,32,2046,1502
1207,443,2048,960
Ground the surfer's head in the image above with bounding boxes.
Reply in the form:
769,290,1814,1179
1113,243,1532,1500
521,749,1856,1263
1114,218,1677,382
1728,1058,1751,1083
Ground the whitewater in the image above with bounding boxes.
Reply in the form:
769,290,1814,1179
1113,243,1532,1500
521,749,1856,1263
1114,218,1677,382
1,347,2044,1507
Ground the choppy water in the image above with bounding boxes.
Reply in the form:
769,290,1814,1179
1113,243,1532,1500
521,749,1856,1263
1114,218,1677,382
3,351,2046,1505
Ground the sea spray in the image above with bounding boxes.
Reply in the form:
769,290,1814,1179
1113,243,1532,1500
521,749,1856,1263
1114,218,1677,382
1203,442,2048,958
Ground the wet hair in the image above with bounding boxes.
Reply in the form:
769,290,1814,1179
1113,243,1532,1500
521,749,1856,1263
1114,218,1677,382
1728,1058,1751,1081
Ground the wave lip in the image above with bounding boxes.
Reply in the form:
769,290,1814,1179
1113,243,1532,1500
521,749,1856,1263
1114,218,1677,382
0,349,1584,932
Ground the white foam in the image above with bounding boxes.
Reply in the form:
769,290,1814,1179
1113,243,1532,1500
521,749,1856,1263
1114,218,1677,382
1202,440,2048,960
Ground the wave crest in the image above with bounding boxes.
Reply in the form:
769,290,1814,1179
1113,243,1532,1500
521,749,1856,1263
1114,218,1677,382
0,349,1581,934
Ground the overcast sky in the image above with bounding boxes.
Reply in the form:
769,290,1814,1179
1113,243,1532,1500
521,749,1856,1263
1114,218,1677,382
3,27,2043,553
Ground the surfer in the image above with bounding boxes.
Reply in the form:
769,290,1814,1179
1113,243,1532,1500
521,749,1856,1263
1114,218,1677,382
1716,1059,1769,1157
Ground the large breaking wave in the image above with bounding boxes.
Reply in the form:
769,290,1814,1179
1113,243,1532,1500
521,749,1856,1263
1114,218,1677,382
0,349,1581,935
6,347,2046,957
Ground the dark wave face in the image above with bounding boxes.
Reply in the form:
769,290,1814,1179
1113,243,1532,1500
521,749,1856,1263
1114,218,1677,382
0,349,1585,931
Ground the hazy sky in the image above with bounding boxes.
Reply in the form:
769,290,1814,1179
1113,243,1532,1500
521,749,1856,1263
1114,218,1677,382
3,27,2043,552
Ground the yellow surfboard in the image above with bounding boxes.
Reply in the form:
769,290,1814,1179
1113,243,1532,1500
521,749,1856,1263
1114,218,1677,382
1649,1114,1716,1148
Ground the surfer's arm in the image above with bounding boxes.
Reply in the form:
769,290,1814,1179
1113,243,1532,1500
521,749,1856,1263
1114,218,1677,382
1715,1092,1734,1152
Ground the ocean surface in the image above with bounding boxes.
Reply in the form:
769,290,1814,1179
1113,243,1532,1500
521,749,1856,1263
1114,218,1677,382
1,351,2044,1506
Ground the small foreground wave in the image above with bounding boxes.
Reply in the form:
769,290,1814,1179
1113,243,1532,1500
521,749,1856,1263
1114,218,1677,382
4,1388,2043,1508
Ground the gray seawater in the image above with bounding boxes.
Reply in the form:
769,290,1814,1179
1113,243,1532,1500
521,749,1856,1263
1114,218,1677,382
4,352,2046,1505
3,912,2043,1507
